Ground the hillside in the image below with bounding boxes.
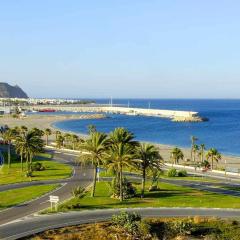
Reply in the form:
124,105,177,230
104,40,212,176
0,83,28,98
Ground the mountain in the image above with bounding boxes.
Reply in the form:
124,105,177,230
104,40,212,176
0,83,28,98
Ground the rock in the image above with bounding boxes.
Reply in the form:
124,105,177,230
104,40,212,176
172,116,208,122
0,82,28,98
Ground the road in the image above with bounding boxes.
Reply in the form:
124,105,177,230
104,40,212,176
0,150,93,226
0,208,240,240
0,149,240,239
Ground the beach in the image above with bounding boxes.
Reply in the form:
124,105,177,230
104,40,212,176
1,113,240,169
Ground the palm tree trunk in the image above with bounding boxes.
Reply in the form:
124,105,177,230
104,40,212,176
21,154,23,172
141,168,146,198
120,165,123,202
7,142,11,168
211,156,214,170
91,166,97,197
46,135,48,146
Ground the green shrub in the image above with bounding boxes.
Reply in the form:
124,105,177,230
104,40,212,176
111,177,136,199
167,168,177,177
178,170,187,177
72,186,85,199
32,162,45,171
168,219,193,235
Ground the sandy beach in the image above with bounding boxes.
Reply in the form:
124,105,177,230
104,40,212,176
0,114,239,169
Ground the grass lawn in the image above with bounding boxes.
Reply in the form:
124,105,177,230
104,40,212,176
0,152,72,185
57,181,240,211
0,184,58,210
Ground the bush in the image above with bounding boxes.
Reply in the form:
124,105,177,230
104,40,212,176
72,186,85,199
201,160,210,169
111,177,136,199
32,162,45,171
168,219,193,235
178,170,187,177
167,168,177,177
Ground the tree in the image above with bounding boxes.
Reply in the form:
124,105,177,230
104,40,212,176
1,128,17,168
108,128,137,146
32,128,44,137
206,148,221,170
106,143,135,201
55,130,61,141
107,128,138,201
135,143,163,198
71,134,79,150
20,126,28,135
190,136,198,161
199,144,205,163
87,125,97,134
44,128,52,146
64,133,71,147
193,144,199,162
15,129,44,174
56,135,64,149
78,131,108,197
171,147,184,165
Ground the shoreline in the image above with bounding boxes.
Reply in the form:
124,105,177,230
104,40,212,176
1,114,240,168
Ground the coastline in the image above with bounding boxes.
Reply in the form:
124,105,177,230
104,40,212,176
1,114,240,169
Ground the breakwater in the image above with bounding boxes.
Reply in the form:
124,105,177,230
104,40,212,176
27,105,205,122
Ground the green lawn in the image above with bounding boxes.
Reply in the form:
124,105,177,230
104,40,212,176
57,181,240,211
0,152,72,185
0,184,58,210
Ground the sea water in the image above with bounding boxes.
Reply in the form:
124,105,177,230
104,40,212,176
53,99,240,156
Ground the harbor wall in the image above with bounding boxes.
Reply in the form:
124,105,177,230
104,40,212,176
27,105,198,118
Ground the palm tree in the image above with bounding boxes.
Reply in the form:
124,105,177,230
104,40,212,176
108,127,137,146
32,128,44,137
56,135,64,149
20,126,28,135
107,128,138,201
55,130,61,141
199,144,205,162
78,131,108,197
190,136,198,161
193,144,199,162
87,125,97,134
71,134,79,150
15,130,44,174
171,147,184,165
44,128,52,146
206,148,221,170
64,133,71,148
15,139,25,172
106,143,135,201
135,143,163,198
1,128,17,168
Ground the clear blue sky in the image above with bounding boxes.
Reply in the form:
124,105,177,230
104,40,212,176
0,1,240,98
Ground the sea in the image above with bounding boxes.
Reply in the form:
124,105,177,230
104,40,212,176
53,99,240,156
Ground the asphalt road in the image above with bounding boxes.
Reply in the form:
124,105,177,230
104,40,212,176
0,208,240,240
0,150,93,226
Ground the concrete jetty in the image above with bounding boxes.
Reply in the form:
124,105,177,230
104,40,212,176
26,105,206,122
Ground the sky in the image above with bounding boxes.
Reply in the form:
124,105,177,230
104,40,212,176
0,0,240,99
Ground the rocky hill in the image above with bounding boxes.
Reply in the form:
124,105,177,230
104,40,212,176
0,83,28,98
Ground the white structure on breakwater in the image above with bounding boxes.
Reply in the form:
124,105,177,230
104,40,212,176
27,105,205,122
